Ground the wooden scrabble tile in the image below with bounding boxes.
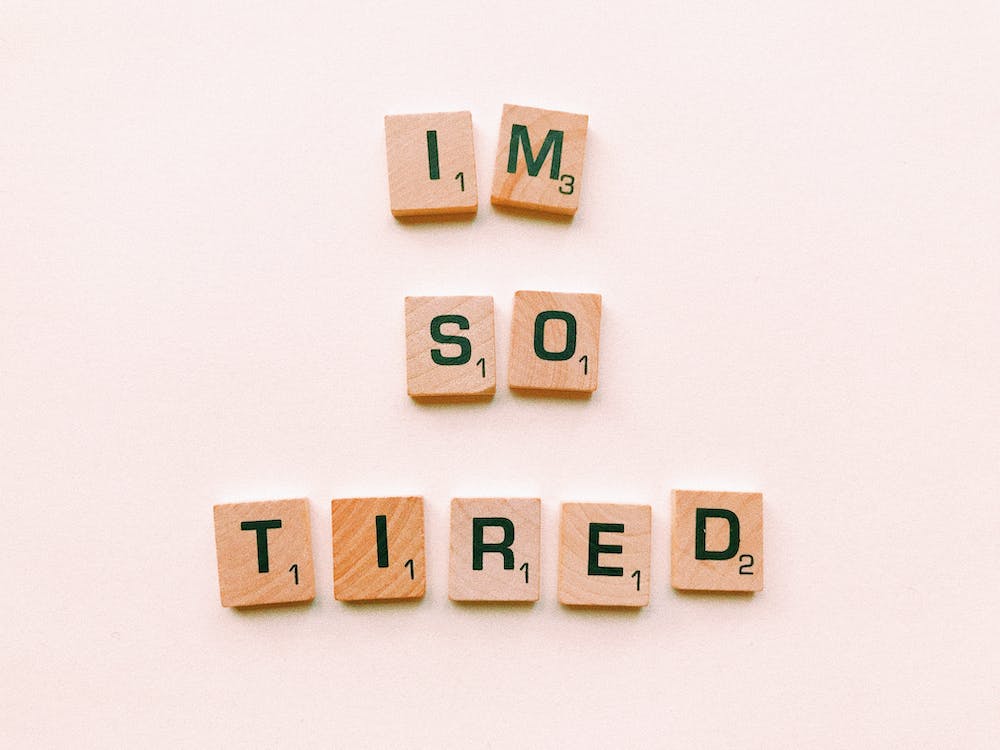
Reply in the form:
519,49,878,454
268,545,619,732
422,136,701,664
558,503,651,607
449,498,541,602
384,111,478,217
671,490,764,592
331,497,426,601
508,290,601,396
213,498,315,607
490,103,588,216
405,296,496,402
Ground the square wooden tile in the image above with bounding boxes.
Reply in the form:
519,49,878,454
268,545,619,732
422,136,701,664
385,111,477,217
671,490,764,592
508,290,601,396
405,296,496,402
213,498,315,607
490,103,588,216
449,498,540,602
331,496,426,601
558,503,651,607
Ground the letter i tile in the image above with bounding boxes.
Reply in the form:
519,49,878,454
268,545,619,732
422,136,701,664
331,497,426,601
384,112,478,217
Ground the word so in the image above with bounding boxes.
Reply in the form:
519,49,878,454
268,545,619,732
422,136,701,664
212,491,764,608
384,104,588,218
405,290,601,402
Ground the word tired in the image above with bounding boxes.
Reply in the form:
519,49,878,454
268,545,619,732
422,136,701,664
213,491,764,609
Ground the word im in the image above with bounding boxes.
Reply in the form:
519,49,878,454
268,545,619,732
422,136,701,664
385,103,588,218
213,492,764,609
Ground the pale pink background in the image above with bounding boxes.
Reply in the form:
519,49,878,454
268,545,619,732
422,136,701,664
3,2,998,747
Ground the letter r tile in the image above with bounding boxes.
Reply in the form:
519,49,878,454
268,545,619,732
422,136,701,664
449,498,541,602
213,498,315,607
671,490,764,592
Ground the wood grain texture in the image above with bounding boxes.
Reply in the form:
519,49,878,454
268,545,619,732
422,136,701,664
558,503,651,607
508,290,601,396
448,497,540,602
385,111,477,217
490,103,588,216
405,295,496,402
671,490,764,592
213,498,315,607
331,496,426,601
